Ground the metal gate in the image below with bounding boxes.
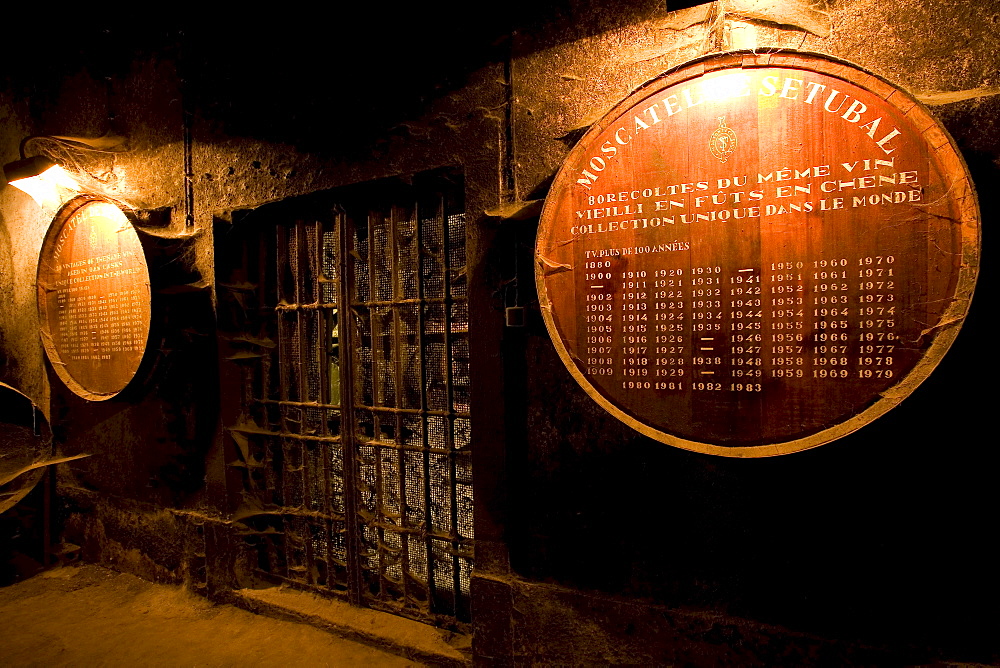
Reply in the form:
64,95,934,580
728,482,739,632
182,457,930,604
218,171,473,626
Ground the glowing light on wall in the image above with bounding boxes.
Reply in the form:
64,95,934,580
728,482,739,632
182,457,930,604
3,155,81,209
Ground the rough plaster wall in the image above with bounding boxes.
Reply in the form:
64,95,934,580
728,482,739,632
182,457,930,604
191,70,505,225
833,0,1000,168
833,0,1000,93
0,101,52,418
113,58,187,213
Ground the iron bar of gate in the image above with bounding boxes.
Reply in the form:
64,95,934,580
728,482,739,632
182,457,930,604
300,221,315,583
328,215,350,590
390,203,413,609
414,196,437,613
318,235,330,587
235,508,347,523
304,220,321,585
441,197,462,615
278,224,295,581
255,398,468,418
232,425,460,458
336,205,365,607
366,209,386,605
365,524,471,545
275,297,453,310
286,223,299,581
294,222,308,582
317,217,336,589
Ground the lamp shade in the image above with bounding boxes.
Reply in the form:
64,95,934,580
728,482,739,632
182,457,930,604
3,155,58,183
3,155,80,207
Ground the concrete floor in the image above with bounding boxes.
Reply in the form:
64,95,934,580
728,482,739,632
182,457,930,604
0,564,424,667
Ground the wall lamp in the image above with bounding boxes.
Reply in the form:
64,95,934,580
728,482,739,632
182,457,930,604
3,134,126,209
3,155,81,206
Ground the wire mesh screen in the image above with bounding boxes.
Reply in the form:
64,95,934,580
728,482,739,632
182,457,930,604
349,196,473,622
225,174,471,627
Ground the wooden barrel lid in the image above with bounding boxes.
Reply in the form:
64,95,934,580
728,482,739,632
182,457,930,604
36,196,151,401
0,384,52,515
535,51,980,457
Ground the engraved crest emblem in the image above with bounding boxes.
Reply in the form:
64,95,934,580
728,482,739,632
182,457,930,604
710,116,737,163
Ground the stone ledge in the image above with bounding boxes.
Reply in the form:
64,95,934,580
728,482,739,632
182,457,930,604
227,586,471,667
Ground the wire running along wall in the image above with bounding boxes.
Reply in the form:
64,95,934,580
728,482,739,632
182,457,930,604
222,173,472,626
